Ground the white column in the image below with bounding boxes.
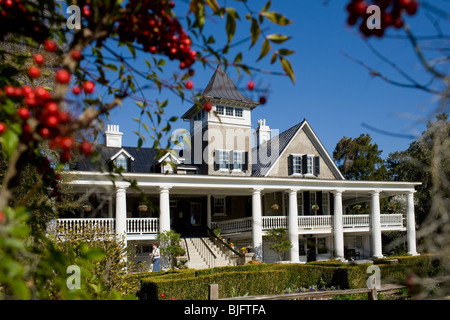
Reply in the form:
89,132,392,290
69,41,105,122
370,190,383,259
115,185,128,252
333,189,345,261
159,186,171,233
207,194,212,229
288,189,300,263
252,188,263,261
406,190,419,256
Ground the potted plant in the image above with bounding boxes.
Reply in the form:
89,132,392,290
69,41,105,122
353,204,362,211
271,204,279,211
138,203,148,212
82,204,91,212
213,227,221,238
312,204,319,211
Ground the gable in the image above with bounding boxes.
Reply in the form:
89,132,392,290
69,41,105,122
257,120,344,180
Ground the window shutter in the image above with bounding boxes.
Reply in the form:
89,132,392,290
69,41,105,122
303,191,310,215
314,156,320,175
214,150,220,171
302,155,308,174
211,196,215,214
228,150,234,170
243,152,249,171
329,193,334,216
288,154,294,175
226,197,231,215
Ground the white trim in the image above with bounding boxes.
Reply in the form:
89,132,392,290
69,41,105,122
110,149,135,162
264,120,345,180
157,151,182,165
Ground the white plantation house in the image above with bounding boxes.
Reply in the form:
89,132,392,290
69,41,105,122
63,65,420,268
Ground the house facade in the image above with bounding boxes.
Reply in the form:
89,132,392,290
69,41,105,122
65,65,420,266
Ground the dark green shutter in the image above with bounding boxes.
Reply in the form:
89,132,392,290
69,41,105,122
329,193,334,215
243,152,249,171
214,150,219,171
228,150,234,170
304,191,310,215
302,155,308,174
314,156,320,175
288,154,294,175
317,191,323,215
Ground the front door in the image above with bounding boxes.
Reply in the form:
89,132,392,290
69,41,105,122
306,238,316,262
190,202,201,227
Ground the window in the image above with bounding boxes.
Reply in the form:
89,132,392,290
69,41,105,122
299,238,306,256
219,150,229,169
226,106,233,116
310,192,317,207
115,155,128,171
214,197,225,215
235,108,243,117
233,151,243,170
297,192,303,215
293,155,302,174
322,192,329,214
306,155,313,174
317,238,328,254
216,106,224,115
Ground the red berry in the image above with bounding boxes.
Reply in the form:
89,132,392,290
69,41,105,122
0,211,5,224
56,69,71,84
5,85,15,97
35,86,51,99
60,150,71,163
72,86,81,95
61,137,75,150
0,122,7,134
39,127,50,137
185,80,194,90
44,40,57,52
33,54,45,65
259,96,267,105
83,81,95,94
71,50,83,61
58,112,70,124
247,80,255,91
160,293,165,298
204,101,212,112
79,141,93,156
28,66,41,79
46,115,59,127
45,101,59,115
18,107,30,120
82,5,91,17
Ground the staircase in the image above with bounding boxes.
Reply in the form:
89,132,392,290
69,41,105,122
184,237,235,269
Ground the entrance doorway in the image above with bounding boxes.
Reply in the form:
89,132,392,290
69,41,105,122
169,197,206,236
306,238,316,262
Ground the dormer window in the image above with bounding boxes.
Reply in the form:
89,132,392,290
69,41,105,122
216,106,224,115
115,155,128,171
288,154,320,176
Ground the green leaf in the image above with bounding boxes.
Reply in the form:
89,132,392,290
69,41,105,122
250,18,260,48
262,0,271,12
257,39,271,61
226,11,236,43
280,57,295,84
266,34,291,44
1,129,19,159
278,48,295,56
260,11,292,25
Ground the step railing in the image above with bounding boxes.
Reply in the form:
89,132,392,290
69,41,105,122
207,227,243,265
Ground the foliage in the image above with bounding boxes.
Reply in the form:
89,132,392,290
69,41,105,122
133,254,443,300
333,133,388,181
265,227,292,261
156,229,185,268
0,0,294,300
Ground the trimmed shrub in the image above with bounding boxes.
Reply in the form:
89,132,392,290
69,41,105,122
138,270,288,300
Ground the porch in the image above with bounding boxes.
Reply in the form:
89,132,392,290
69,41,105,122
212,214,405,235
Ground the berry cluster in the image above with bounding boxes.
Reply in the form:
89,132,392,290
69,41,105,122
116,0,196,70
0,41,94,166
346,0,419,37
0,0,49,42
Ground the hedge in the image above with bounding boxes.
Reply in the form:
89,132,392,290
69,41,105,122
132,255,444,300
137,270,289,300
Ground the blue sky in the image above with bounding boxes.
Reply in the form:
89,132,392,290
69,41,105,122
104,0,449,159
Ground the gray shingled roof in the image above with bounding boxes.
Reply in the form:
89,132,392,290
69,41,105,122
181,65,258,119
73,145,160,173
251,120,305,177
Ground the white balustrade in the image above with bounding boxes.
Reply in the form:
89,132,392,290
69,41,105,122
343,214,370,228
380,214,404,227
127,218,159,234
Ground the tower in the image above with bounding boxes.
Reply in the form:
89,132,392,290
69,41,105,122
181,65,259,175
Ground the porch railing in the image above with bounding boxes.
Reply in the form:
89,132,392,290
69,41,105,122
127,218,159,234
215,214,404,234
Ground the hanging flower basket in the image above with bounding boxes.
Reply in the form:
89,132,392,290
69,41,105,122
271,204,279,211
353,204,362,211
82,205,91,212
312,204,319,211
138,204,148,212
